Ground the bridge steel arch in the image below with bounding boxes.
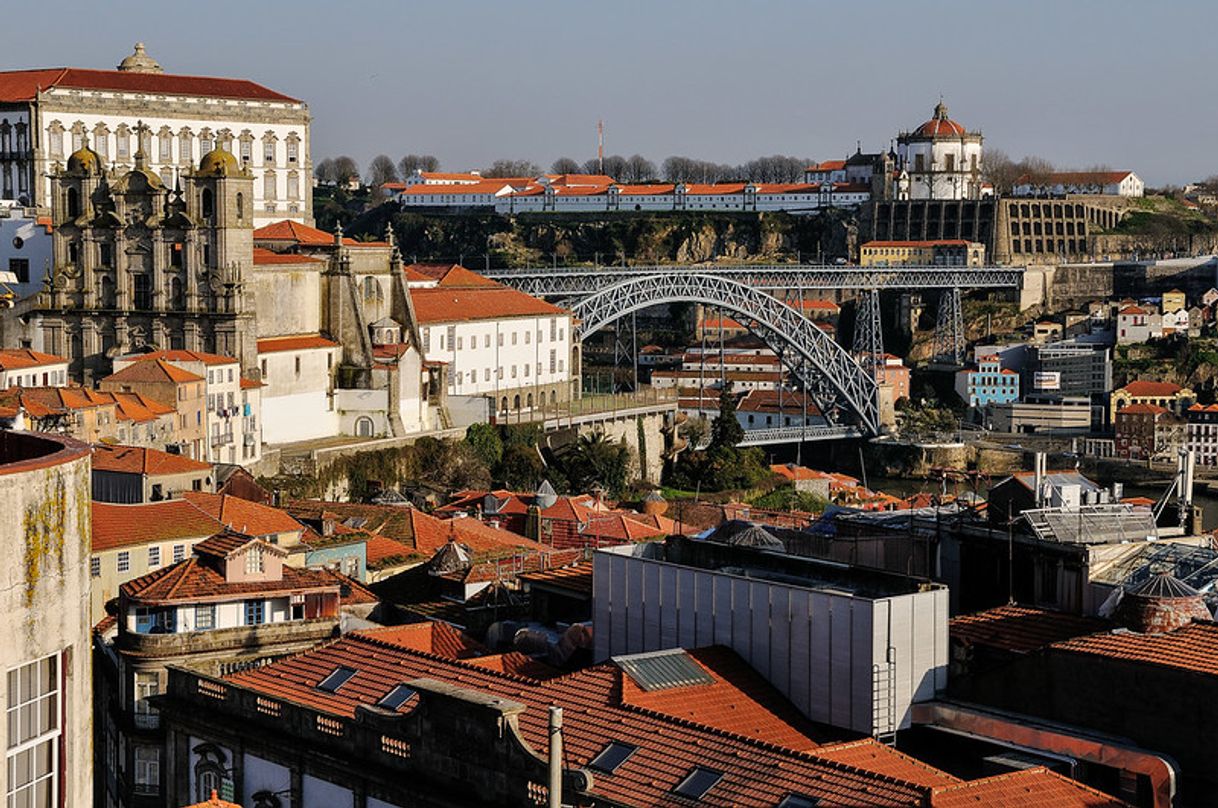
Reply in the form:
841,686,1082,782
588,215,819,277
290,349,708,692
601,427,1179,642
572,272,881,435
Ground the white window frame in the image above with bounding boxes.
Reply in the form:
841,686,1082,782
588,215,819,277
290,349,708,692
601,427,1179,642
5,654,61,808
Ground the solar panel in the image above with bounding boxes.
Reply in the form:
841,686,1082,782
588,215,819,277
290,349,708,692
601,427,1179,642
777,795,821,808
613,649,715,692
674,767,723,800
588,741,637,774
377,684,416,710
316,666,357,693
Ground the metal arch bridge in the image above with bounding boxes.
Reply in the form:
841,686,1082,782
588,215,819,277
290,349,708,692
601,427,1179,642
692,424,863,449
483,264,1024,439
482,264,1024,296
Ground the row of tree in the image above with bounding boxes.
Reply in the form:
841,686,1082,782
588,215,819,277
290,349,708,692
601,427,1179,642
319,151,817,189
981,150,1116,195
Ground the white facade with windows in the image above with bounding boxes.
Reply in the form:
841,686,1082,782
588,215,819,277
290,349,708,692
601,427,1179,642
257,340,341,444
0,203,52,301
419,313,573,411
896,102,984,201
0,45,310,227
112,352,262,464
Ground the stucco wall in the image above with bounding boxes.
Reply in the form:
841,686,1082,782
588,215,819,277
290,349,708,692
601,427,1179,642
0,433,92,807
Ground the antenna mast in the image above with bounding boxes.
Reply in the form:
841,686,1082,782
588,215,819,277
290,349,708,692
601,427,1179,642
597,120,604,174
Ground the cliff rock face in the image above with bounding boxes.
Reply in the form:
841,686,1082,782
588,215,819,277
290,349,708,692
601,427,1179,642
349,205,859,266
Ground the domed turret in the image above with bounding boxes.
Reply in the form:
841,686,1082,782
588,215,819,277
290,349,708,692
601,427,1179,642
117,42,163,74
1116,572,1212,634
912,101,968,138
66,144,104,175
197,147,241,177
642,490,668,516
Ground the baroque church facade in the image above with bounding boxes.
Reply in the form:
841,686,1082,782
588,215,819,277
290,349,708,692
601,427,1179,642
5,135,259,383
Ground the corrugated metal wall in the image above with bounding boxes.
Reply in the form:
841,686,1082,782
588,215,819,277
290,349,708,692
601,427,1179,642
593,549,948,735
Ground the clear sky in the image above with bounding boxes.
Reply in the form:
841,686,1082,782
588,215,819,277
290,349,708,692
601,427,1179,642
6,0,1215,185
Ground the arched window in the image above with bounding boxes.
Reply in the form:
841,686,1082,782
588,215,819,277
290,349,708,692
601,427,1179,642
355,417,374,437
66,187,79,218
201,188,214,219
100,275,115,309
170,277,184,310
513,394,521,410
501,397,509,413
235,192,244,221
550,390,557,405
526,393,533,408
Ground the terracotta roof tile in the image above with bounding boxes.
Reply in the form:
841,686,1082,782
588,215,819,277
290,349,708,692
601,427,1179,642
1119,380,1183,397
223,634,933,807
120,349,236,366
100,358,203,384
362,622,487,659
256,334,340,353
252,247,323,265
1050,621,1218,675
950,605,1110,654
91,444,211,475
409,286,567,324
91,500,221,551
181,492,303,538
518,563,593,596
121,556,339,604
0,349,66,370
0,66,299,103
930,767,1128,807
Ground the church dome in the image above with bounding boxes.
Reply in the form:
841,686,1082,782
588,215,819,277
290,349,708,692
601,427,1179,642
912,101,968,138
198,147,240,177
66,145,103,175
117,42,163,74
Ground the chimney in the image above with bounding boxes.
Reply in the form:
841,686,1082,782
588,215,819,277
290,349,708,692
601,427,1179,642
1033,452,1046,508
548,706,563,808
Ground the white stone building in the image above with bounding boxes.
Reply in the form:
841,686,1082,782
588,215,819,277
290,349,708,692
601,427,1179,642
406,264,576,414
896,101,984,200
112,349,261,465
0,44,311,226
0,347,68,388
0,202,52,299
1013,171,1144,198
256,334,342,444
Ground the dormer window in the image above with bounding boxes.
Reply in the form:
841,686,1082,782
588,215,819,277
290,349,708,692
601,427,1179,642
245,545,265,575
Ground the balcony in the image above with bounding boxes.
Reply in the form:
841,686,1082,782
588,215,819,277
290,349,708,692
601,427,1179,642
118,617,339,659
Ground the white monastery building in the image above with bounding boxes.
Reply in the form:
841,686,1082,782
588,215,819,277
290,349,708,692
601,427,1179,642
0,43,311,227
405,263,577,413
1012,170,1145,198
896,101,985,200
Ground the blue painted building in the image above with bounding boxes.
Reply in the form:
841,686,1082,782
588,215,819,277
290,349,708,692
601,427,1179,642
955,355,1019,408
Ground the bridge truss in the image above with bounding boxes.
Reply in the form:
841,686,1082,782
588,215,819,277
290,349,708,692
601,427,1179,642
570,272,882,435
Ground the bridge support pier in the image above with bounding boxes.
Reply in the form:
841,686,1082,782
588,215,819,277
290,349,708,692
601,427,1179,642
852,288,883,373
932,287,965,366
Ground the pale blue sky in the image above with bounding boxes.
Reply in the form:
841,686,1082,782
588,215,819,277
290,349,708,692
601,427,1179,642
6,0,1214,185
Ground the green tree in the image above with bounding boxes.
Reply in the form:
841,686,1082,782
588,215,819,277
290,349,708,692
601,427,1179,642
499,444,546,491
565,431,631,497
709,385,744,449
465,423,503,468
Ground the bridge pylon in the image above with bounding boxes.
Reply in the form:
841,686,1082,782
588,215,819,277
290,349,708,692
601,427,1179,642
932,287,965,366
852,288,883,373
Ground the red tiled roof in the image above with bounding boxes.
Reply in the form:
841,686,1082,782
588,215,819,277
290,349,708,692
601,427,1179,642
1119,380,1183,397
518,563,593,596
120,556,338,604
1118,305,1148,316
253,219,335,246
181,492,303,537
409,286,567,324
949,605,1110,654
402,263,501,288
1050,621,1218,675
1018,171,1135,187
361,621,487,659
1117,403,1169,416
807,160,847,172
121,349,236,366
100,358,203,384
913,115,968,138
0,349,66,370
252,247,323,265
256,334,340,353
814,739,959,789
224,633,934,806
930,767,1128,807
0,67,299,103
239,377,263,390
91,500,222,551
192,531,277,560
738,389,821,415
399,180,514,196
91,444,211,476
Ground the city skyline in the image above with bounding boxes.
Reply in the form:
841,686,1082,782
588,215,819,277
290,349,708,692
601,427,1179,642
3,0,1215,186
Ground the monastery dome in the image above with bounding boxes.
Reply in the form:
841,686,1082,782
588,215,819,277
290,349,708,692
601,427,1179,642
912,101,968,138
198,147,240,177
117,42,163,74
